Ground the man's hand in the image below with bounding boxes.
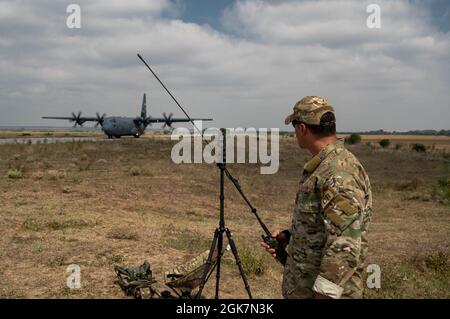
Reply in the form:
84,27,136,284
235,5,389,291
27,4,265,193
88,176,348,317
260,231,280,259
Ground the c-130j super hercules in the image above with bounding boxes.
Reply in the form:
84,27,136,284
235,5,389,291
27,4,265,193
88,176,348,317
42,93,212,138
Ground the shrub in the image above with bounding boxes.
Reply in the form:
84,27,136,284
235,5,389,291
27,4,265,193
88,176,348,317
47,170,64,180
7,168,23,179
395,144,402,150
396,178,422,191
240,247,267,276
31,171,44,180
46,219,94,231
130,166,141,176
108,228,139,241
345,133,361,145
379,139,390,148
22,218,44,231
425,251,448,274
412,143,426,153
78,158,95,171
41,160,52,169
110,254,124,264
435,178,450,204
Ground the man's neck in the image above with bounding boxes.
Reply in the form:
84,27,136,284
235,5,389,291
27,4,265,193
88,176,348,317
308,135,338,156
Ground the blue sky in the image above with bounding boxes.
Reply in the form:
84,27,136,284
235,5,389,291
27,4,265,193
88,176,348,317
177,0,231,30
178,0,450,32
428,0,450,32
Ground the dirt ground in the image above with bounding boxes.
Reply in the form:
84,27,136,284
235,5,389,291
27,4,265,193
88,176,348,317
0,134,448,299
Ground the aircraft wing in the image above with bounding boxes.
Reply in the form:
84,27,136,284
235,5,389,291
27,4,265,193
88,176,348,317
42,116,98,121
148,118,213,123
42,113,102,127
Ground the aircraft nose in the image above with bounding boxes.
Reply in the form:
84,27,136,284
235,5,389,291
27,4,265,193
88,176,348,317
102,122,112,133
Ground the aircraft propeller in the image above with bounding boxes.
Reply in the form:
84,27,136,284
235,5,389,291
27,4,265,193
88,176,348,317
71,112,84,127
133,115,152,127
162,112,173,129
95,112,106,128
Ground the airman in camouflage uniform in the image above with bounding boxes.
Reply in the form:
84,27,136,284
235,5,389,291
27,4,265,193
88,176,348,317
265,96,372,299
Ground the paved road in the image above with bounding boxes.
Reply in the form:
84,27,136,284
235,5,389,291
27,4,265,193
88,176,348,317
0,135,175,145
0,136,111,145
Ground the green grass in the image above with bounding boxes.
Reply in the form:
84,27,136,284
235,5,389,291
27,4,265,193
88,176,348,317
129,166,141,176
364,251,450,299
22,218,45,231
239,247,268,276
46,219,97,231
161,224,210,254
110,254,124,264
22,218,97,231
435,178,450,205
107,228,139,241
7,168,23,179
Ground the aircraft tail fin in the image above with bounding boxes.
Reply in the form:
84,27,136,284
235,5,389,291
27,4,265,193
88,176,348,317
141,93,147,119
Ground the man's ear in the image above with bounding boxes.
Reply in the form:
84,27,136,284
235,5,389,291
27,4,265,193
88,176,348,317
299,123,308,136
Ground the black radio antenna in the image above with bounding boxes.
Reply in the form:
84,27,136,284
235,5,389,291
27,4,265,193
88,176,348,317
137,53,287,299
137,54,204,138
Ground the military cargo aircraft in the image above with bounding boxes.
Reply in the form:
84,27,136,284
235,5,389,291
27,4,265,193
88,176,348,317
42,94,212,138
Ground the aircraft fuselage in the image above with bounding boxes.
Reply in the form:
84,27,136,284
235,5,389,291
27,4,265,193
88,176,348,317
102,117,143,138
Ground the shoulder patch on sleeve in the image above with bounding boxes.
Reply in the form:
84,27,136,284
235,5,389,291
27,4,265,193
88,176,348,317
334,195,358,215
324,207,343,225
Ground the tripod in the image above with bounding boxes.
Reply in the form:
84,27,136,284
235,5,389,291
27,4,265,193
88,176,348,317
195,128,253,299
137,53,283,298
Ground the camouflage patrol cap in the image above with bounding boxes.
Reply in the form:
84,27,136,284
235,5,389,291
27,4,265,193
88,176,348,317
284,96,335,126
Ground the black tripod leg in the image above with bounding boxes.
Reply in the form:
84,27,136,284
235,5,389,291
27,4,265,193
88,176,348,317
225,228,253,299
214,229,224,299
196,228,220,299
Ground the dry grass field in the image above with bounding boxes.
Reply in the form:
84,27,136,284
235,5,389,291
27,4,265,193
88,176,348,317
0,134,449,299
338,134,450,151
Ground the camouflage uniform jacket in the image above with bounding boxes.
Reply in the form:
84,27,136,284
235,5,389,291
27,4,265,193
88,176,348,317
282,139,372,299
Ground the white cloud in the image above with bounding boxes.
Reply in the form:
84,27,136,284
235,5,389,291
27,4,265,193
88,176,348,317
0,0,448,131
86,0,173,15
